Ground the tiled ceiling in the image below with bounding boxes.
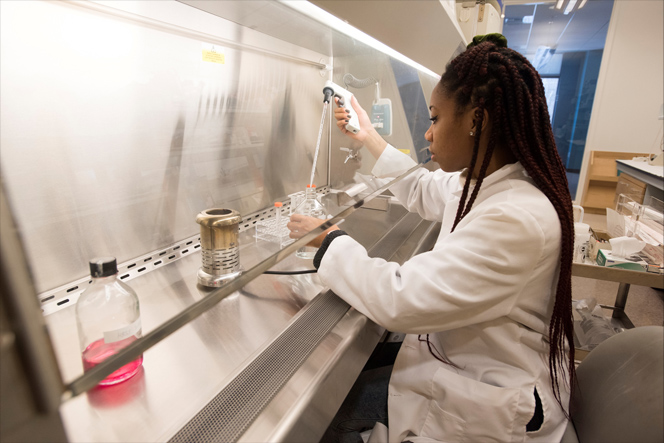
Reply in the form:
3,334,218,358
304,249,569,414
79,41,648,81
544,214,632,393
502,0,614,55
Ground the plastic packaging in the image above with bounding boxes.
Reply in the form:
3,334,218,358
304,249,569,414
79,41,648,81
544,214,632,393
291,185,326,259
75,257,143,385
572,298,620,350
574,222,591,263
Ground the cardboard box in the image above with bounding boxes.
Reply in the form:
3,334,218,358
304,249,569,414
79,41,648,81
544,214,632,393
588,228,611,261
596,249,647,272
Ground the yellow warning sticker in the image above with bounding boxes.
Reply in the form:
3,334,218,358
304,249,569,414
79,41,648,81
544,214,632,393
398,149,411,155
202,43,225,64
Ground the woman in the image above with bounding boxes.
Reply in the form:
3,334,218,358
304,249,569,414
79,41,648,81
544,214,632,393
289,35,575,442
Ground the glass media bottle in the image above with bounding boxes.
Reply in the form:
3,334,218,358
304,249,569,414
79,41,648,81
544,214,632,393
75,257,143,386
292,185,327,259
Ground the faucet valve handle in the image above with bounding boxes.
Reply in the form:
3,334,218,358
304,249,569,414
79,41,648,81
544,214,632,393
340,147,359,164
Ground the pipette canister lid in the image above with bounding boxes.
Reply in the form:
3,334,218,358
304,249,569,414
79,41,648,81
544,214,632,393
196,208,241,228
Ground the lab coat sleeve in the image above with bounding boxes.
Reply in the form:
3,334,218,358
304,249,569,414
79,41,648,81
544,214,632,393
318,203,548,333
372,144,461,222
371,144,418,178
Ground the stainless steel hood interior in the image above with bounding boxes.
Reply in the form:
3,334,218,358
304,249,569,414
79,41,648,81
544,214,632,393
0,1,463,441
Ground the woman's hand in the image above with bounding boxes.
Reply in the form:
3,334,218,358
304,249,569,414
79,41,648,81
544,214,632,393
334,95,373,142
287,214,339,248
334,95,388,159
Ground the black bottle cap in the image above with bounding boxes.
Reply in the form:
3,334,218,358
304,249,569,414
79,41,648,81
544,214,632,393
89,257,118,278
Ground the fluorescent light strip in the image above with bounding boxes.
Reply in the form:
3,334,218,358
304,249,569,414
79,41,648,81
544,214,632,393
579,0,588,8
279,1,440,78
556,0,565,10
564,0,578,15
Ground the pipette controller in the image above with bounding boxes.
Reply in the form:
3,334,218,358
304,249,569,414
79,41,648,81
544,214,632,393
322,80,360,134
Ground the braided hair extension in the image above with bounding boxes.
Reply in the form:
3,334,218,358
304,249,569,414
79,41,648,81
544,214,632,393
436,39,576,414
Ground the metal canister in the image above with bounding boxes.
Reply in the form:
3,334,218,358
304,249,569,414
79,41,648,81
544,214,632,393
195,208,242,287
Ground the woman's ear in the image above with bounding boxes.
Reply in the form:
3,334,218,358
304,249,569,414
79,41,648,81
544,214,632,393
480,108,490,131
470,107,490,132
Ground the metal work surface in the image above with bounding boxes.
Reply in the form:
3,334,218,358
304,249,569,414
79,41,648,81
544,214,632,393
168,291,349,443
49,200,420,442
50,232,321,441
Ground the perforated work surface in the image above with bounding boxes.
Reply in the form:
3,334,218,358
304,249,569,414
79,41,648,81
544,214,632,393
168,291,350,443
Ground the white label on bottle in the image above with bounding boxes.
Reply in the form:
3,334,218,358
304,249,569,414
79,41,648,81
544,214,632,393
103,318,141,344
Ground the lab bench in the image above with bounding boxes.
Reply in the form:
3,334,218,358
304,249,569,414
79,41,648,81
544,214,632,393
572,262,663,330
46,197,440,443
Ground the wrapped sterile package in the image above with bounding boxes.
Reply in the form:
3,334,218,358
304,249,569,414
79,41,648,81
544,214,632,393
572,298,621,350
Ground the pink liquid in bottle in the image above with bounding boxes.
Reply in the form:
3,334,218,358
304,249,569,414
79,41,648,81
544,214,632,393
82,336,143,386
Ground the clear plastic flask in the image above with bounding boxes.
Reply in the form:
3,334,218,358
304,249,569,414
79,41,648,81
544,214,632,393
292,185,326,259
75,257,143,386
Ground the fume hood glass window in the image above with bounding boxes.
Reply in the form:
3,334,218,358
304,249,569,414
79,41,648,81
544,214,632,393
502,0,614,197
541,78,559,123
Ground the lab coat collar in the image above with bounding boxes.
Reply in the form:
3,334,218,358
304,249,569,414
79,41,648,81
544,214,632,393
451,162,528,198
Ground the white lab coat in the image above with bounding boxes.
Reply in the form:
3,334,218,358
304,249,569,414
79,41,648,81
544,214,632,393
318,145,570,442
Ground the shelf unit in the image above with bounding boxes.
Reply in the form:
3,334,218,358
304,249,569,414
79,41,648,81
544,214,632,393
581,151,648,214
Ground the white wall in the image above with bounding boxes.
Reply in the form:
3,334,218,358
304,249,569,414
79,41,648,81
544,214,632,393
576,0,664,203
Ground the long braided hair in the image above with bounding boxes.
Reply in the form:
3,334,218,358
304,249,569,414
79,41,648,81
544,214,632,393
433,37,576,413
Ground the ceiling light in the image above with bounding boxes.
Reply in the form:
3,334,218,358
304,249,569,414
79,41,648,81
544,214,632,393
564,0,578,15
555,0,586,15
